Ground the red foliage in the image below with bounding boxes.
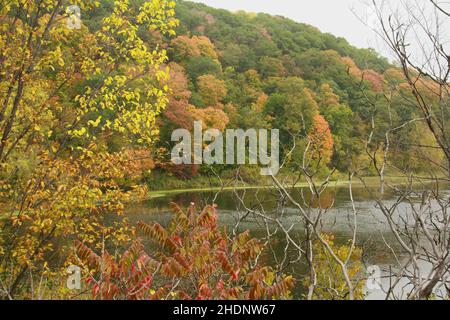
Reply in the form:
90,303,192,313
76,203,295,300
164,63,196,130
362,69,384,92
163,64,229,132
156,162,200,180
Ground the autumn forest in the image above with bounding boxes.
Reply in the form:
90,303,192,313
0,0,449,301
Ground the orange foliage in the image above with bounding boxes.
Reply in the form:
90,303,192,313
197,74,227,107
122,148,155,176
187,105,229,132
224,103,238,127
168,63,191,101
195,36,219,60
172,35,218,60
251,93,268,113
308,114,334,163
341,56,362,78
164,65,229,131
172,35,201,57
156,163,200,180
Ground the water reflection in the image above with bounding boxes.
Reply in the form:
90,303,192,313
124,184,449,299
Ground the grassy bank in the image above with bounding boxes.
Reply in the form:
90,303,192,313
147,176,416,199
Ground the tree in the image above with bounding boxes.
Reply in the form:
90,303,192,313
0,0,178,298
171,35,218,62
185,56,222,81
188,106,229,132
265,77,319,137
317,84,356,170
304,234,365,300
258,56,287,78
308,114,334,165
163,63,195,130
197,74,227,107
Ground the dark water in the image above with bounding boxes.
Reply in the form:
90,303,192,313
123,184,449,299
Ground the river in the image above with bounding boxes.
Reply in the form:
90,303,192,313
123,183,450,300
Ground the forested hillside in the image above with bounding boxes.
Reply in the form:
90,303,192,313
80,0,443,186
167,1,442,180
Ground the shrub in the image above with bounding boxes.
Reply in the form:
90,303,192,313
75,203,295,300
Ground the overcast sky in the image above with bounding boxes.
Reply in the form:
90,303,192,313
189,0,384,50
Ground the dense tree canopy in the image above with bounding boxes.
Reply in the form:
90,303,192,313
157,0,436,175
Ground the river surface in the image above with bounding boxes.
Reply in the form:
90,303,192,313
124,183,450,300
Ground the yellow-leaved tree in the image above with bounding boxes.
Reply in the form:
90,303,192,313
0,0,177,299
304,234,365,300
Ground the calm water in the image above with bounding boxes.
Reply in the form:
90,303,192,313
123,184,449,299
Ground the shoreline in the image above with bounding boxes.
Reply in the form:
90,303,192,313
147,174,447,199
147,176,390,199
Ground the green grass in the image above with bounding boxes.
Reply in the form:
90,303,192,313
147,176,408,199
146,173,442,199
